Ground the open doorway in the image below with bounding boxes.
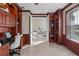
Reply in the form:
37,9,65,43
30,16,49,45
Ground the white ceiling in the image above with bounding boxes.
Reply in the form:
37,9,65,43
18,3,68,14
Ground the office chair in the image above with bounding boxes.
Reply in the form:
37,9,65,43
10,34,22,56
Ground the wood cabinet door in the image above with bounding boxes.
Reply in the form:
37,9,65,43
2,12,6,26
9,14,16,27
13,16,16,27
54,19,59,43
49,20,55,42
11,15,16,27
9,14,12,27
18,12,22,25
5,14,10,26
0,10,10,27
3,12,10,27
0,11,3,25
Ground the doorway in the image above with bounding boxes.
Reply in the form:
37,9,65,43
30,16,49,45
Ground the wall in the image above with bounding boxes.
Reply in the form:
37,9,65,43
22,12,30,34
22,12,30,44
63,3,79,55
63,37,79,55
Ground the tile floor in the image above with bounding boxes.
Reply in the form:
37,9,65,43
20,41,77,56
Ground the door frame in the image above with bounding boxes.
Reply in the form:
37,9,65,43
30,15,49,45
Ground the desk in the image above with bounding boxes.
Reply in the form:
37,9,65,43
0,43,9,56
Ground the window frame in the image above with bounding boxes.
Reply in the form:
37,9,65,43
65,4,79,43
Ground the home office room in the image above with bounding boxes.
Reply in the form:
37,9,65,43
0,1,79,59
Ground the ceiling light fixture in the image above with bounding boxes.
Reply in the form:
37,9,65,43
35,3,39,5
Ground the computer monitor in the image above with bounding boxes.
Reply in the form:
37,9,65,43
4,32,13,39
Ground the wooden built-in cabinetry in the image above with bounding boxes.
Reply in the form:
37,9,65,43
0,9,16,37
0,9,16,27
17,11,22,33
0,3,23,56
0,3,22,37
49,9,63,44
49,14,54,42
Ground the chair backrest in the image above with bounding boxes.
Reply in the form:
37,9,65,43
10,35,22,49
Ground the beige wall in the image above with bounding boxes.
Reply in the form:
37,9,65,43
22,12,30,34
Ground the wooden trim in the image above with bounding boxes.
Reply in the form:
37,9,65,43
65,10,67,37
65,4,79,14
22,10,48,15
32,13,47,15
29,15,30,35
47,12,54,15
32,16,47,17
13,3,22,11
62,3,72,11
22,10,32,14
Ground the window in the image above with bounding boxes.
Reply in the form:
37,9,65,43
66,6,79,43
